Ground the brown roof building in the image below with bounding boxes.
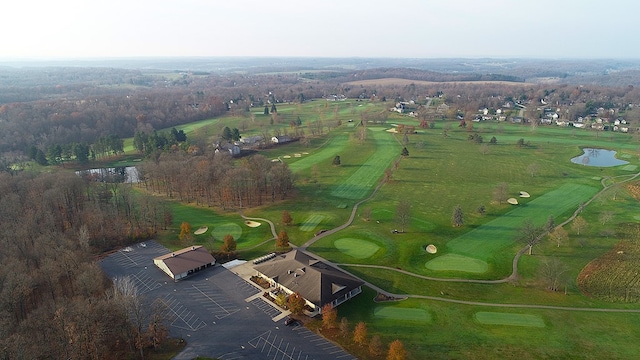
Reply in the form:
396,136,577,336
153,246,215,281
253,250,363,315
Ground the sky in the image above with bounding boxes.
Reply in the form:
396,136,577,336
2,0,639,60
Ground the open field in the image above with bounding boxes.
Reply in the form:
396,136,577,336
425,253,489,273
373,306,432,323
474,311,546,327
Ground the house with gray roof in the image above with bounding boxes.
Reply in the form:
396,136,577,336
253,250,363,315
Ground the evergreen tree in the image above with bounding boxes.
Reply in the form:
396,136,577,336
452,205,464,227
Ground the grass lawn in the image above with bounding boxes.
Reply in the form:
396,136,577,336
334,238,381,259
330,128,400,200
425,253,489,273
299,214,326,232
474,311,545,327
373,305,432,323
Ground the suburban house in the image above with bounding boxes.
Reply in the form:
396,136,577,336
214,143,240,156
271,135,292,144
153,246,216,281
253,250,364,315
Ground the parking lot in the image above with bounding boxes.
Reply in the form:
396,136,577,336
99,241,355,360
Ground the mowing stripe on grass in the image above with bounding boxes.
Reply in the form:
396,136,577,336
447,183,598,261
331,129,400,199
425,254,488,273
475,312,545,327
288,134,350,173
335,238,380,259
374,306,432,323
299,214,325,232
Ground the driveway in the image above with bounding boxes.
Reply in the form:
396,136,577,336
99,241,355,360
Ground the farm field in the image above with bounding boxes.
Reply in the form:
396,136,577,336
136,99,640,359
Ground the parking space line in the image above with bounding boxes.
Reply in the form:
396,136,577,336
117,249,139,266
160,294,206,332
191,284,240,319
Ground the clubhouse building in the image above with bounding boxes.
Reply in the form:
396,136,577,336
253,250,363,315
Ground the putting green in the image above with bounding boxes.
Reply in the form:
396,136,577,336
374,306,432,323
425,254,488,273
335,238,380,259
211,222,242,241
474,312,545,327
300,214,325,232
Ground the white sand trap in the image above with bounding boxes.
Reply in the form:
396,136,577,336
386,128,398,133
303,152,309,155
507,198,519,205
283,155,291,159
194,226,208,235
519,191,530,198
244,220,261,228
294,153,302,157
426,244,437,254
271,159,279,162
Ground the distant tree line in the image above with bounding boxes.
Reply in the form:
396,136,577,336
139,152,295,209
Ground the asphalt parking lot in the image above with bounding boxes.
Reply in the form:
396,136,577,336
99,241,356,360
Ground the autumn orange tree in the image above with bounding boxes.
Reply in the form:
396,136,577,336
321,304,337,329
353,321,368,346
369,335,383,357
179,221,192,244
276,230,290,248
221,234,237,252
387,339,407,360
282,210,293,226
287,292,305,315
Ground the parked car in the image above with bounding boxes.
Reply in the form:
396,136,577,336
284,317,298,326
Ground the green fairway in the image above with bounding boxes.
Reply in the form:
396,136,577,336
447,183,599,261
425,254,489,273
330,128,400,199
287,134,349,173
474,312,545,327
622,164,638,171
299,214,325,232
334,238,380,259
374,306,432,323
211,222,243,241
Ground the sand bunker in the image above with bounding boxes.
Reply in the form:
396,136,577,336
426,244,437,254
283,155,291,159
294,153,302,157
507,198,519,205
194,226,208,235
519,191,530,198
244,220,261,228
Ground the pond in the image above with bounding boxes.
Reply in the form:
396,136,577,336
570,148,628,167
75,166,139,183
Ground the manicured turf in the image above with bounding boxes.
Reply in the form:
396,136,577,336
299,214,325,232
334,238,380,259
622,165,638,171
330,128,400,199
425,254,489,273
211,222,243,241
474,312,545,327
447,183,599,261
286,134,349,173
374,306,432,323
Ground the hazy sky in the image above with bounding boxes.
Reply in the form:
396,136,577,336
3,0,639,59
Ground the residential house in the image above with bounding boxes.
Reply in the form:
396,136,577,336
271,135,292,144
